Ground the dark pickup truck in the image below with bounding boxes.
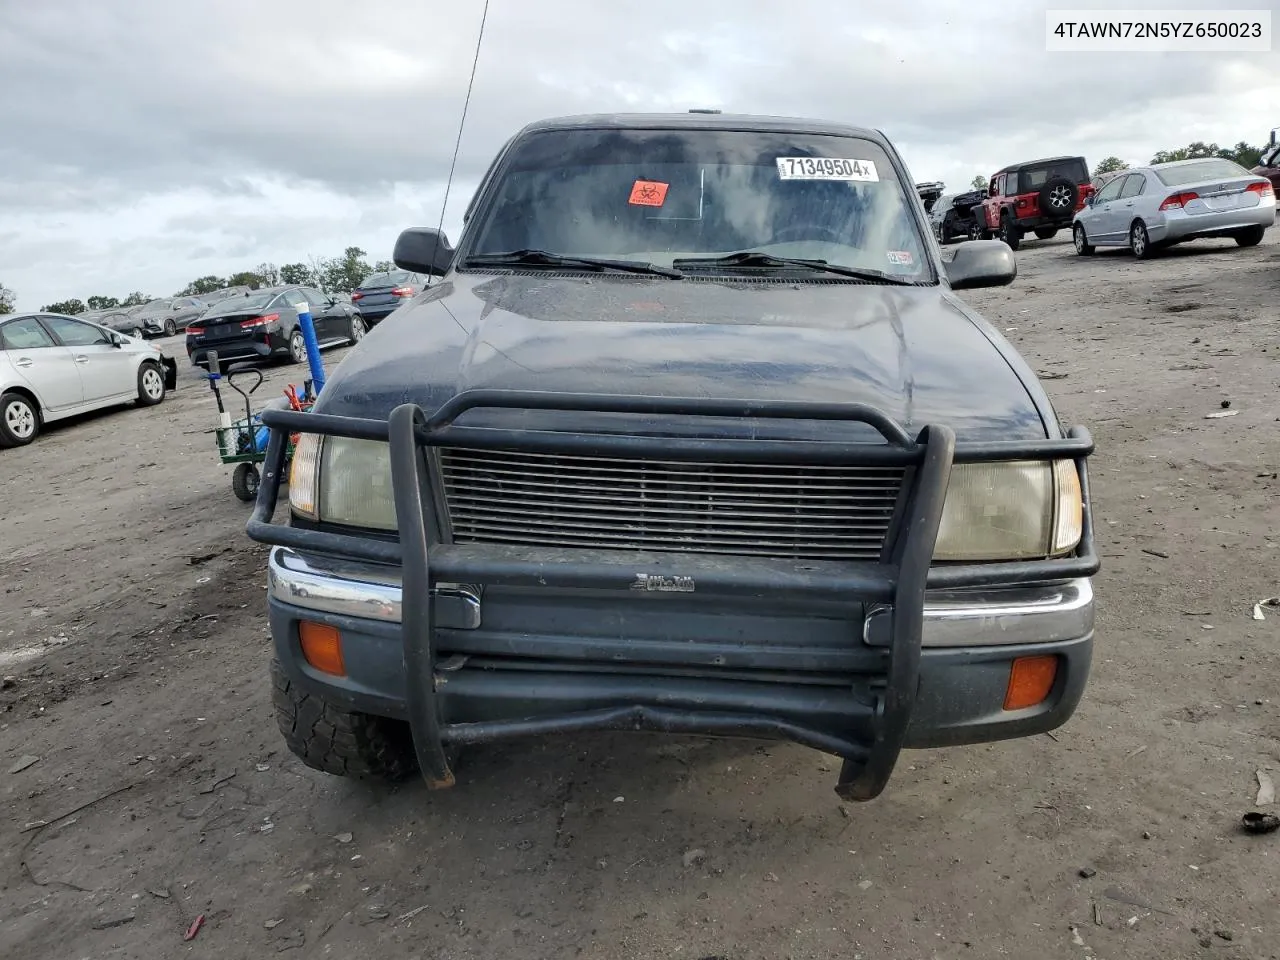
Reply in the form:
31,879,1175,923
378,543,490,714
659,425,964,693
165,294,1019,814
930,188,987,244
246,112,1099,802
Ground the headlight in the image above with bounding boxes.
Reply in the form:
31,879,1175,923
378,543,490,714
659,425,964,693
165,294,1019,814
932,459,1082,561
288,434,322,519
289,435,396,531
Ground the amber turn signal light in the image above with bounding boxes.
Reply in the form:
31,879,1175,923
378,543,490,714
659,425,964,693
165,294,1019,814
1003,655,1057,711
299,621,345,677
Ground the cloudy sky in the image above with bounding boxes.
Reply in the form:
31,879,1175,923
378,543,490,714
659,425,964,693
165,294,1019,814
1,0,1275,309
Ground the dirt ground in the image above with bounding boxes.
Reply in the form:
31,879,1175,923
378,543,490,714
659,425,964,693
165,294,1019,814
3,231,1280,960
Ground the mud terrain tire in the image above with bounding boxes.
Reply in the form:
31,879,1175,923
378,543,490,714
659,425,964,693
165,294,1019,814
271,659,418,781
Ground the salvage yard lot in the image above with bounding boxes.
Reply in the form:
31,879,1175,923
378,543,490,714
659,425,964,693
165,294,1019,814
3,233,1280,960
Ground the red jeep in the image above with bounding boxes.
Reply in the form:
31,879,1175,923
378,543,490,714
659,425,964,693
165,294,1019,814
976,156,1095,251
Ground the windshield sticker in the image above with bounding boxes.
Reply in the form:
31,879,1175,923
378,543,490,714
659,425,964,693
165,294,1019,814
776,157,878,182
629,180,669,206
887,250,913,266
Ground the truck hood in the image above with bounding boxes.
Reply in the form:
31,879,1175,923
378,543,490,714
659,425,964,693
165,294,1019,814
315,273,1051,443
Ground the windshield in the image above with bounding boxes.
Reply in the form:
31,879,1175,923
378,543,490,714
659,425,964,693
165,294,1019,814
464,127,930,280
134,299,171,316
1154,158,1251,186
1016,159,1088,192
360,271,411,288
203,292,278,317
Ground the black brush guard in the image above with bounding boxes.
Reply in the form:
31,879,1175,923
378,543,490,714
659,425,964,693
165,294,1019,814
246,390,1097,801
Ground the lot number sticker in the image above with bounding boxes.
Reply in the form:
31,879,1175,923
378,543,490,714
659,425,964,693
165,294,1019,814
776,157,878,182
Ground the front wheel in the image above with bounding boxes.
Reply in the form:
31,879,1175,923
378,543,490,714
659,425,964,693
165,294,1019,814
232,462,260,502
136,361,166,406
967,221,985,241
0,391,39,448
1073,223,1095,256
163,318,177,337
271,659,419,781
1129,220,1154,259
288,329,307,364
1234,225,1266,247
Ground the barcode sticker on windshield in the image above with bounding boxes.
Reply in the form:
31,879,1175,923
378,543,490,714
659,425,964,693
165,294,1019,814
776,157,878,182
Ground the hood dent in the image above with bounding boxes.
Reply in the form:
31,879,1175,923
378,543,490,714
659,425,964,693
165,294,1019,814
883,289,914,433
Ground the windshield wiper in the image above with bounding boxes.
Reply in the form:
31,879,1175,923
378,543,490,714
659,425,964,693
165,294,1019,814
671,251,915,284
464,249,683,279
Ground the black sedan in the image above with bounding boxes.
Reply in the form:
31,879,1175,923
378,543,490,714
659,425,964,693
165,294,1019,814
185,285,365,368
80,309,146,338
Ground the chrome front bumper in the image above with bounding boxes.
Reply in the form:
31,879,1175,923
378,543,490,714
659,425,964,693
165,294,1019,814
267,547,1094,648
268,547,481,629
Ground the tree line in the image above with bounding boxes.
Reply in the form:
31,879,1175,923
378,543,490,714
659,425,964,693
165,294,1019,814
1092,140,1268,178
4,246,393,317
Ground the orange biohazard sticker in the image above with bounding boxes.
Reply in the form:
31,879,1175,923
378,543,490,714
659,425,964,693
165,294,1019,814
629,180,669,206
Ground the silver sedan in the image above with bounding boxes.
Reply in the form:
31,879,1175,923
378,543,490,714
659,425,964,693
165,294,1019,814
0,312,177,448
1071,157,1275,259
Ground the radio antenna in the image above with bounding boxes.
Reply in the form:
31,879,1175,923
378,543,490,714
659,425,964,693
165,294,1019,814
431,0,491,270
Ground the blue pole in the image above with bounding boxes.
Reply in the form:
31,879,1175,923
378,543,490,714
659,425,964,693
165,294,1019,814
295,306,326,395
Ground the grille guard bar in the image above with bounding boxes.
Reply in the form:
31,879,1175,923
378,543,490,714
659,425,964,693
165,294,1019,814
245,389,1098,801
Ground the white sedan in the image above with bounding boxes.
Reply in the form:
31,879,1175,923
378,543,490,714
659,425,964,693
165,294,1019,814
0,312,177,447
1072,157,1275,259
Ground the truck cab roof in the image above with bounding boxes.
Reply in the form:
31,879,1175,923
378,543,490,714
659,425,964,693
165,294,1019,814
515,112,887,143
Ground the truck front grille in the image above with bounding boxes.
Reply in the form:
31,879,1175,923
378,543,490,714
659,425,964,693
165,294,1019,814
438,447,904,561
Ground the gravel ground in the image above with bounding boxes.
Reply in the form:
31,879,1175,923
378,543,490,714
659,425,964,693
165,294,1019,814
3,230,1280,960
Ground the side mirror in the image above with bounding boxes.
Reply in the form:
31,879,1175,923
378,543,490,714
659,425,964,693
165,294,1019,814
394,227,455,276
109,333,125,347
945,239,1016,290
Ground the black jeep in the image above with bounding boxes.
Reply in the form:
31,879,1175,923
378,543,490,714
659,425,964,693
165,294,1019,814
247,112,1099,803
